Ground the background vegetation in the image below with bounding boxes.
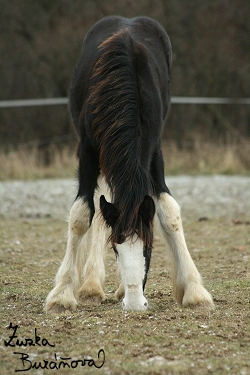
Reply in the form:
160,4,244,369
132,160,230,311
0,0,250,175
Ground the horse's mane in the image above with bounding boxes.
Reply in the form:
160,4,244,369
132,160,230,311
87,28,153,245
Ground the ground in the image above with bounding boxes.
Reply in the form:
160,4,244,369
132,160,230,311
0,177,249,375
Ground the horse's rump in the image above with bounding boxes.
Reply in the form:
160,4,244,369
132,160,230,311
70,16,171,138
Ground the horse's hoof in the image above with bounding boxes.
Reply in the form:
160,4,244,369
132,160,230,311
182,282,214,311
44,298,77,314
78,281,105,305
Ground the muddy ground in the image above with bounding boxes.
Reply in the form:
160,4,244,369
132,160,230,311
0,176,249,375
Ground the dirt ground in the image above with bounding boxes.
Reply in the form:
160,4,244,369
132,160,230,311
0,176,249,375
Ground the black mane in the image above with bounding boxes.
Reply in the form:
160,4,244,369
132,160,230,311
87,29,152,244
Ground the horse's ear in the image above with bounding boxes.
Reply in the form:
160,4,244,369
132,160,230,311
100,195,118,228
139,195,155,225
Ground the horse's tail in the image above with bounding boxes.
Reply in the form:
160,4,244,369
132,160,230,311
87,28,153,242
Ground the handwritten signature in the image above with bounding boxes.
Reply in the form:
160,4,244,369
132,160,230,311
4,322,105,372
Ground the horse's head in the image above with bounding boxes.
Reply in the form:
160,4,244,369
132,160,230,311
100,194,155,310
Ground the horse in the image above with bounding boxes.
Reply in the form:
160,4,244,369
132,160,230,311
44,16,214,312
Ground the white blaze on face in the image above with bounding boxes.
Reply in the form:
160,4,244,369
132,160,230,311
116,236,148,311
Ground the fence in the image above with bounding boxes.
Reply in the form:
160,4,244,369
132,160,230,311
1,96,249,148
0,97,250,108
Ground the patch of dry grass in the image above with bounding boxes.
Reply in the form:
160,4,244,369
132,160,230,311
162,140,250,175
0,139,250,181
0,217,249,374
0,145,77,180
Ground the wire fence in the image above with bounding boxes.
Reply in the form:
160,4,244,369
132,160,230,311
1,96,250,108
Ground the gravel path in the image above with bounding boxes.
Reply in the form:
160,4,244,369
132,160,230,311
0,176,249,220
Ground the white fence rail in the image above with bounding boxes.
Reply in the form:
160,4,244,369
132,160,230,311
0,97,250,108
0,98,68,108
171,97,250,105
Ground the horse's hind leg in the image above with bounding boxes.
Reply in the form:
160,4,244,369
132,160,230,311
114,282,125,301
44,198,89,313
155,192,214,310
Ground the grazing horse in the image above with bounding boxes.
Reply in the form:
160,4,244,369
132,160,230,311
45,16,214,312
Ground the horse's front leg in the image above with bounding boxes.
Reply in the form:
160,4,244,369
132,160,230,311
44,198,89,313
77,176,111,304
156,192,214,310
77,208,107,304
